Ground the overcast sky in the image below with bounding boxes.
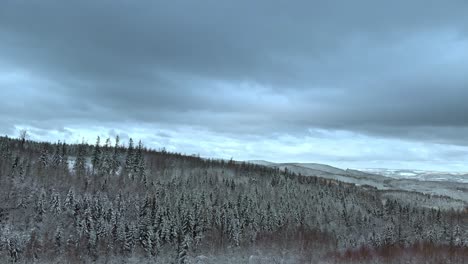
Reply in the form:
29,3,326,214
1,1,468,171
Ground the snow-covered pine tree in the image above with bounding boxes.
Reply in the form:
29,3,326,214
50,190,62,216
111,135,120,175
177,233,190,264
124,138,135,179
91,136,102,175
51,142,62,170
34,189,47,224
64,188,75,213
123,223,136,255
74,143,86,178
54,225,63,254
7,236,20,262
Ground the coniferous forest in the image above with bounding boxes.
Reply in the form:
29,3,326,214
0,135,467,263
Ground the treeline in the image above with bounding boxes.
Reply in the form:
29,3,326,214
0,135,467,263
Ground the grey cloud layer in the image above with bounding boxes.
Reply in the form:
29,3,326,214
1,0,468,144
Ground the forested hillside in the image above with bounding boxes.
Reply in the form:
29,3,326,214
0,136,467,263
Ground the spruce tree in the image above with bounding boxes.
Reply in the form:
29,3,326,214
91,136,101,174
111,135,120,175
74,143,86,178
124,138,135,179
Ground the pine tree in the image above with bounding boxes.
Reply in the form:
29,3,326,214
453,224,462,246
7,237,20,262
135,141,144,168
383,224,395,246
35,189,47,223
138,156,148,186
88,227,98,258
25,231,41,261
230,218,241,247
92,136,101,174
116,221,126,254
50,191,62,216
111,135,120,175
74,143,86,177
64,188,75,212
19,129,27,150
38,145,49,176
142,225,154,256
61,141,68,161
123,223,135,255
178,234,190,264
125,139,134,169
55,225,63,254
99,140,113,185
17,158,28,183
51,141,62,169
161,217,172,243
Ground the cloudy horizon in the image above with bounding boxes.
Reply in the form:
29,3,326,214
2,1,468,171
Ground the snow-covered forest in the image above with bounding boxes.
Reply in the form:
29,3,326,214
0,135,467,263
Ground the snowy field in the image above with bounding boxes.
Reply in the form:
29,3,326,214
359,168,468,183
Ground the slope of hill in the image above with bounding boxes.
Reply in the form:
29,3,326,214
0,137,467,263
290,162,348,174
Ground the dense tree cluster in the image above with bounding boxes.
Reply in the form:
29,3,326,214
0,135,467,263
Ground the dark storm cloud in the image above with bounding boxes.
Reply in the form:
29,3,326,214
1,0,468,144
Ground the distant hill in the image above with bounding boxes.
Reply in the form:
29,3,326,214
249,160,468,203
